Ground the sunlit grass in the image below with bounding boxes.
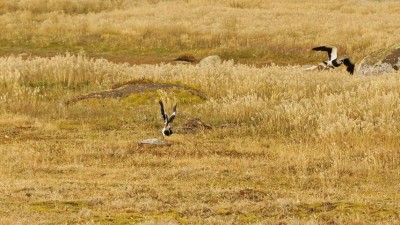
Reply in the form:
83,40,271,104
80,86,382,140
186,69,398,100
1,0,400,224
0,53,399,224
1,0,400,64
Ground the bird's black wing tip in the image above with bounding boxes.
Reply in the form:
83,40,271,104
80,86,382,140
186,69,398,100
347,66,355,75
159,100,168,122
312,46,332,51
343,58,355,75
312,46,322,50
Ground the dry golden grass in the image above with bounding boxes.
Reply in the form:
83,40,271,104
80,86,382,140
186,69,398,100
1,0,400,64
1,0,400,224
1,53,399,224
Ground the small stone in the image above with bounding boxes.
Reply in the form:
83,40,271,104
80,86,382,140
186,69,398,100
138,138,170,146
199,55,222,67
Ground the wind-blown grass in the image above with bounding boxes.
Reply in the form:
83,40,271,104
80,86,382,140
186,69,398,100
2,54,400,141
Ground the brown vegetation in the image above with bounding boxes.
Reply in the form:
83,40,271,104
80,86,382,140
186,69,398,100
0,0,400,224
1,53,399,224
1,0,400,65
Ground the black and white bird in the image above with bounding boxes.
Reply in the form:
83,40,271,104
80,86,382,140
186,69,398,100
159,100,177,139
312,46,355,75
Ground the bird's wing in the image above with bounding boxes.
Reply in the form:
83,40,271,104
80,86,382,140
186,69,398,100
330,46,338,61
159,100,168,123
167,103,177,124
342,58,355,75
312,46,337,61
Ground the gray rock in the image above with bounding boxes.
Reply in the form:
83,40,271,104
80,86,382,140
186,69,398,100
138,138,170,146
199,55,222,67
357,45,400,75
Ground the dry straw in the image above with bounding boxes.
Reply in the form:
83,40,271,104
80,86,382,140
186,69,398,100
1,0,400,62
2,53,400,140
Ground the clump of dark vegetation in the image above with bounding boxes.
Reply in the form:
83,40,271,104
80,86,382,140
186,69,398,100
174,54,197,63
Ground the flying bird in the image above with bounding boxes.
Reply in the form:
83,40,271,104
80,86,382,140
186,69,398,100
159,100,177,139
312,46,355,75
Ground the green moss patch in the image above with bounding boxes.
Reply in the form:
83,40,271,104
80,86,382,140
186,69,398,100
30,200,87,213
287,201,399,220
121,88,205,107
215,208,233,216
153,211,189,224
93,212,144,224
92,211,188,225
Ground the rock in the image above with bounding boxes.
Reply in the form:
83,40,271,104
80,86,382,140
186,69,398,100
138,138,171,146
171,60,191,65
303,64,333,72
18,52,30,60
357,45,400,75
303,65,317,71
65,79,207,105
199,55,222,67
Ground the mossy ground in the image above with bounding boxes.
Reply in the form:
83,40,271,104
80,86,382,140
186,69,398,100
21,199,400,224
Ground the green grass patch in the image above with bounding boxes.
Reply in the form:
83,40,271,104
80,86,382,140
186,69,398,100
153,211,189,224
93,212,144,224
30,200,87,213
287,201,399,220
215,208,233,216
237,213,261,223
121,88,205,107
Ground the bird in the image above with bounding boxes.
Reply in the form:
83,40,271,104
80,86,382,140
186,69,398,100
159,100,177,139
312,46,355,75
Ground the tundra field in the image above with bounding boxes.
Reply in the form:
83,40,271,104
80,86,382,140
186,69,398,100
1,0,400,224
